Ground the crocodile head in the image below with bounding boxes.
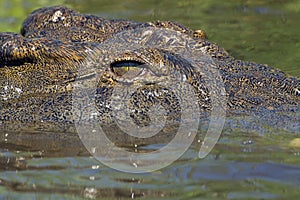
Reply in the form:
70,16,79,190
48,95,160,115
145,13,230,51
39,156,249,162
0,6,299,137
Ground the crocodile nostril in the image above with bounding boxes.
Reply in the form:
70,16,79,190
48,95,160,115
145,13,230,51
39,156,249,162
193,29,207,39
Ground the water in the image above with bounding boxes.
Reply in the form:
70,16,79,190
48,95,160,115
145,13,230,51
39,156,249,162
0,0,300,199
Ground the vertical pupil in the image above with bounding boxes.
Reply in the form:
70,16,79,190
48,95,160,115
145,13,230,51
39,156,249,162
110,60,144,76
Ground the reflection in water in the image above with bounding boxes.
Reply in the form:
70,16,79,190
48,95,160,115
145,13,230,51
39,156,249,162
1,145,300,199
1,112,300,199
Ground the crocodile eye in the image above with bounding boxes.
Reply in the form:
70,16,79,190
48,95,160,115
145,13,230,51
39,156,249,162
110,60,145,76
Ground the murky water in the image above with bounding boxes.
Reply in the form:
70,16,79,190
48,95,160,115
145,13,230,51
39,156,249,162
0,0,300,199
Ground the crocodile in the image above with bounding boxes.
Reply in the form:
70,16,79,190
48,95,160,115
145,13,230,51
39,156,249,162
0,6,299,142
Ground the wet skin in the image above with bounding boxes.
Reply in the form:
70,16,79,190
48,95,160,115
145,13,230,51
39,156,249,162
0,6,299,136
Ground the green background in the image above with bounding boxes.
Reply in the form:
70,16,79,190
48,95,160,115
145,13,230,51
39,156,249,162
0,0,299,76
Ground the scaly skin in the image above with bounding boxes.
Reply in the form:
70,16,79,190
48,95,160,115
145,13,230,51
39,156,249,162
0,6,299,134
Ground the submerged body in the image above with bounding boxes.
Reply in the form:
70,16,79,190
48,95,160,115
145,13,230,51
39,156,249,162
0,6,299,134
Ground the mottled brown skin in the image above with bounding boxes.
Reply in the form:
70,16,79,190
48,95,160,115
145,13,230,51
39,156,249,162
0,6,299,134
